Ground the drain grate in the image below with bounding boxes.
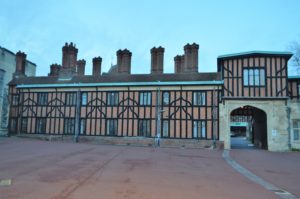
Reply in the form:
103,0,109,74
271,189,288,194
0,179,12,186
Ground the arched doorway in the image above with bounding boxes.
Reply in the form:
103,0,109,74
230,106,267,149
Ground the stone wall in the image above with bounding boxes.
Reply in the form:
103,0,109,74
289,100,300,149
219,100,290,151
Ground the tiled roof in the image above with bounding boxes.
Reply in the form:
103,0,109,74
9,72,222,87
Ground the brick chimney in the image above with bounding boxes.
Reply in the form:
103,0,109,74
184,43,192,72
77,59,86,76
117,49,132,74
13,51,27,78
190,43,199,72
92,57,102,76
59,42,78,78
151,46,164,74
48,64,61,76
174,55,181,73
183,43,199,73
62,42,78,69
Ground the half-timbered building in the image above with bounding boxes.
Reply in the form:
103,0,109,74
7,43,300,151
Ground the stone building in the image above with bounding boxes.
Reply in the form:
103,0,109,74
0,46,36,135
7,43,300,151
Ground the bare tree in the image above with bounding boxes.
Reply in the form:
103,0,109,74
289,41,300,66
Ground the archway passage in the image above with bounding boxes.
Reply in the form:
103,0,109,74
230,106,267,149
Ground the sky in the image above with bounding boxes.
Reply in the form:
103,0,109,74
1,0,300,76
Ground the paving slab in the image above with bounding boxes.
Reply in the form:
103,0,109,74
231,149,300,198
0,137,278,199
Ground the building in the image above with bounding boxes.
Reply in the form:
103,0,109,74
8,43,300,151
0,46,36,135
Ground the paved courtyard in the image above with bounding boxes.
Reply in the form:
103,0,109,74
0,137,292,199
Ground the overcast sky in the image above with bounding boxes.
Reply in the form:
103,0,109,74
1,0,300,76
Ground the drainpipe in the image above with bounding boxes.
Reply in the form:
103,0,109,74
156,86,161,146
286,101,291,149
74,89,81,142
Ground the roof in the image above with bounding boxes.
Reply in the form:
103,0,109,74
0,46,37,66
217,51,293,60
288,75,300,80
9,72,222,88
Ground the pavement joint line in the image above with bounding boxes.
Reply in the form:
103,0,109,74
222,150,299,199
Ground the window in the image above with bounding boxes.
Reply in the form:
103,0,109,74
38,93,48,106
80,119,86,135
243,68,265,86
81,92,87,105
66,92,76,106
138,120,151,137
10,118,17,133
162,120,169,137
107,92,119,106
298,84,300,96
21,118,28,133
162,92,170,105
107,119,117,136
139,92,151,106
12,95,19,106
293,120,300,141
0,69,5,98
64,118,75,135
193,121,206,139
36,118,46,134
193,92,206,106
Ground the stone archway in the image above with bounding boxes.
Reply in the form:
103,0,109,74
230,106,267,149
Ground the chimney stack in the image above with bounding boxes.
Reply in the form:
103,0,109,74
48,64,61,76
151,46,164,74
191,43,199,72
77,59,86,76
183,43,199,73
174,55,182,73
117,49,132,74
13,51,27,78
62,42,78,69
92,57,102,76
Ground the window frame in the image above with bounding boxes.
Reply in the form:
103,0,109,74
12,94,19,106
80,118,86,135
193,91,206,106
64,118,75,135
162,120,169,138
106,119,118,136
139,92,151,106
293,120,300,141
243,68,266,87
162,91,170,105
193,120,206,139
21,118,28,133
36,118,46,134
37,93,48,106
107,92,119,106
81,92,88,106
65,92,77,106
138,119,151,137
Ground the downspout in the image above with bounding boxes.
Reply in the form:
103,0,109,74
286,100,291,149
74,89,81,142
155,85,161,146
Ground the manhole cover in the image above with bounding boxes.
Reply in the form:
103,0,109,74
0,179,12,186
